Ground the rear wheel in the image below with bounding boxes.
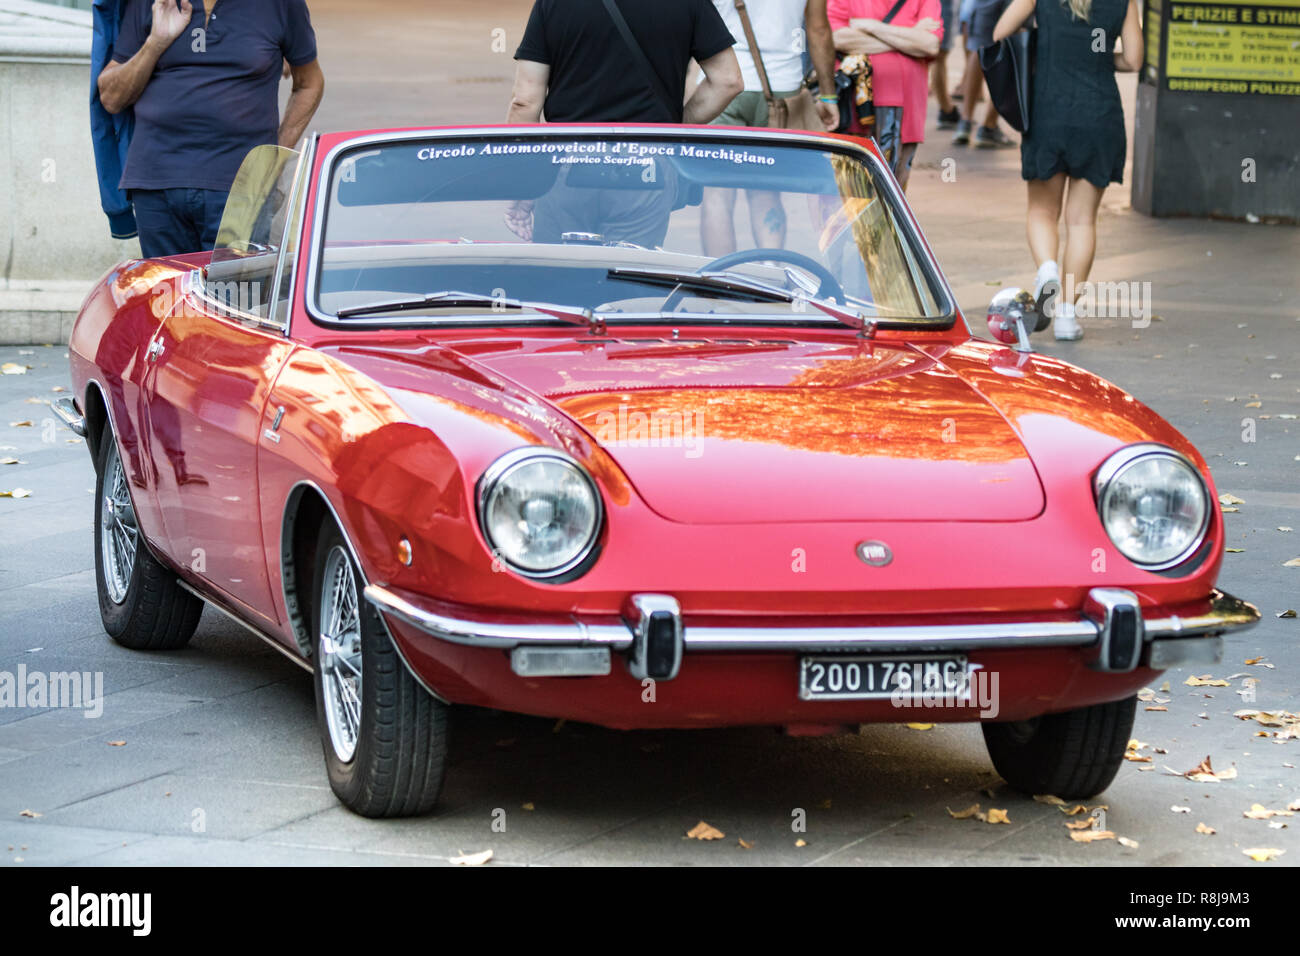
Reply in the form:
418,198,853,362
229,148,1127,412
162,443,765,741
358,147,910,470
982,696,1136,799
311,524,448,817
94,423,202,650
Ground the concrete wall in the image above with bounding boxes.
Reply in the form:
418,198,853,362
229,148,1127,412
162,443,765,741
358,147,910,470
0,0,140,344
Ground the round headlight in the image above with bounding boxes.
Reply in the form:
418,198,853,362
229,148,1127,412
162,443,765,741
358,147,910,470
477,449,602,578
1095,445,1209,570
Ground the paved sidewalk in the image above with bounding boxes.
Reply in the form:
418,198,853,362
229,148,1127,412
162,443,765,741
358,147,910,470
0,0,1296,866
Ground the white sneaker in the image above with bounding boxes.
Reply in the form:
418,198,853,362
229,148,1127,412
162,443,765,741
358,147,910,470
1053,311,1083,341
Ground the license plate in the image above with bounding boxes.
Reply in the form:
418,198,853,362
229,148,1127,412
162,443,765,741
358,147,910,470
798,654,972,701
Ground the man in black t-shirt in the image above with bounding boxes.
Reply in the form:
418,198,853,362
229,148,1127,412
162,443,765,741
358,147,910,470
508,0,741,125
505,0,742,246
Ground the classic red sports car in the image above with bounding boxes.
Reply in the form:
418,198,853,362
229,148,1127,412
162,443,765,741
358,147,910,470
55,125,1258,817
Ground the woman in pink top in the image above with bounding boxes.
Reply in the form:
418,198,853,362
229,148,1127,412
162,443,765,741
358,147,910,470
828,0,943,190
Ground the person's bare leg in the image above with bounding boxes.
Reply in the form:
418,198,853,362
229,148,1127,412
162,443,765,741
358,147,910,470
1061,176,1105,293
894,143,919,191
931,50,953,113
981,95,1000,129
1026,173,1066,267
745,190,787,248
700,187,739,257
960,50,983,121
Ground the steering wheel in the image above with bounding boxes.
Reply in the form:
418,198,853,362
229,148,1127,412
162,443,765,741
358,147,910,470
698,247,845,303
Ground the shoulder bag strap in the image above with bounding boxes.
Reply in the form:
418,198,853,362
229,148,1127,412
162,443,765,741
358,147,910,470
599,0,678,121
882,0,910,23
733,0,783,124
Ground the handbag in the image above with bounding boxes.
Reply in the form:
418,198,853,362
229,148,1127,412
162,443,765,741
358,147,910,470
978,25,1035,134
832,0,910,136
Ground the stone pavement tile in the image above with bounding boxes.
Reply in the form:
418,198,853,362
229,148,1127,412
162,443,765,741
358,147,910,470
0,820,153,867
0,650,188,727
72,833,467,866
0,685,200,753
41,771,339,843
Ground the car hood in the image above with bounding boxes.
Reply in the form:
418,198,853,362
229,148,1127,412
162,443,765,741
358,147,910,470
442,334,1046,524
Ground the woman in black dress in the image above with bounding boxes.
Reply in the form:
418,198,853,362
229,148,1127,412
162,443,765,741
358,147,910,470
994,0,1143,339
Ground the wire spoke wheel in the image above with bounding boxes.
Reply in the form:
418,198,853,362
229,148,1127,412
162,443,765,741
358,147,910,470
99,441,137,605
318,544,363,763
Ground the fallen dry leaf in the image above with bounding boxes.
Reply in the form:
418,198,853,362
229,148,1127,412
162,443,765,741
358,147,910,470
1033,794,1067,806
449,849,493,866
1170,756,1238,782
794,838,807,847
1242,847,1285,862
1171,805,1191,813
1185,675,1230,687
986,808,1010,825
1242,804,1294,820
521,802,535,811
1118,836,1139,849
1,363,30,375
18,810,40,818
8,421,33,428
947,804,983,820
0,489,32,499
1124,738,1153,762
1069,829,1116,843
107,740,126,747
737,838,753,849
906,722,934,731
1284,558,1300,568
1219,493,1245,505
686,821,725,841
1195,822,1216,835
1288,798,1300,812
1145,706,1168,712
1225,548,1245,553
1278,610,1297,619
1065,817,1097,830
0,458,23,465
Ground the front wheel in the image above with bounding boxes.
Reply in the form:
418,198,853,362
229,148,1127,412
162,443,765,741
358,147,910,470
982,696,1136,799
311,525,448,817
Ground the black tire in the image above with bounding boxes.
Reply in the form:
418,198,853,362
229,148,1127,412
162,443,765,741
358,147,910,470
982,696,1136,799
94,422,202,650
311,523,448,817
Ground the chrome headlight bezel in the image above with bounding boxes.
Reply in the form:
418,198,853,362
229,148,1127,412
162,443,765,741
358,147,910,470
475,448,604,581
1093,443,1211,572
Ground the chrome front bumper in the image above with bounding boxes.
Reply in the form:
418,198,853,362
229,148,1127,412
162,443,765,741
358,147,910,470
364,585,1260,679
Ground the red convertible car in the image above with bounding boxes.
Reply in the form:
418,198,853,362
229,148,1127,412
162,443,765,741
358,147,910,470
54,126,1258,816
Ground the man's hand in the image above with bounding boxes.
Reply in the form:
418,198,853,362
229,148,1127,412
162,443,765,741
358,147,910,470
149,0,193,50
814,98,838,131
914,17,942,33
504,200,535,241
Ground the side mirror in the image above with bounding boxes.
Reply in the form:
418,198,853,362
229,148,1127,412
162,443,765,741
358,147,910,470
986,287,1046,352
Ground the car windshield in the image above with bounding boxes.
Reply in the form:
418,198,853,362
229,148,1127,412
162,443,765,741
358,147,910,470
312,133,950,329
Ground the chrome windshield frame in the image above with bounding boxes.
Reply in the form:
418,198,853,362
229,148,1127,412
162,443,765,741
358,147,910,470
302,126,961,335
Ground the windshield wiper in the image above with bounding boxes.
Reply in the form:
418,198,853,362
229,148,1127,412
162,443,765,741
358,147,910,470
335,290,602,331
606,267,876,337
608,267,793,303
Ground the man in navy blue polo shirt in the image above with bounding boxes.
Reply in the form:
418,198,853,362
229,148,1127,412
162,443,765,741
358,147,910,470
97,0,323,258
